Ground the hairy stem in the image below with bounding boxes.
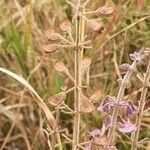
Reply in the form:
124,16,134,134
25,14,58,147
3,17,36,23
73,1,81,149
131,60,150,150
81,5,90,85
106,61,137,149
81,6,85,58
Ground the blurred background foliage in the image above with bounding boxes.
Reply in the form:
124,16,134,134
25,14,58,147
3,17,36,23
0,0,150,149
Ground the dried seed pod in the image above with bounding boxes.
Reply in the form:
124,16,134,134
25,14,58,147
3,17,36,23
90,89,102,103
60,20,72,33
54,61,75,82
41,44,60,53
81,94,95,113
95,5,115,16
81,57,91,75
45,29,63,41
91,135,109,150
48,92,66,106
54,61,68,73
119,63,131,72
87,20,105,33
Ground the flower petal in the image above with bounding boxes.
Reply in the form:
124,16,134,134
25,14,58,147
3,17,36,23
86,143,91,150
117,116,137,133
90,128,101,137
129,49,147,64
120,101,138,116
103,115,111,128
97,104,108,113
97,96,116,113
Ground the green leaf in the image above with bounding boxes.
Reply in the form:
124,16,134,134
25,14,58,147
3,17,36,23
112,0,119,5
54,73,63,93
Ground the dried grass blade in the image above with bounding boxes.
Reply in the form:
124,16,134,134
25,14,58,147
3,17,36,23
0,67,55,128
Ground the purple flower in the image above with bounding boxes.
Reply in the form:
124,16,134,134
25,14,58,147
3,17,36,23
90,128,101,137
120,101,138,116
104,115,111,128
86,143,91,150
98,96,138,118
129,49,146,64
117,116,137,133
87,128,101,150
97,104,108,113
130,52,140,61
97,96,116,113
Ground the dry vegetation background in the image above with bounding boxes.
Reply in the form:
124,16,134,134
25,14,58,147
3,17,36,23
0,0,150,150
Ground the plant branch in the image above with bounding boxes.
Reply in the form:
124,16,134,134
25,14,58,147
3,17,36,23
73,1,82,149
131,59,150,150
105,61,137,149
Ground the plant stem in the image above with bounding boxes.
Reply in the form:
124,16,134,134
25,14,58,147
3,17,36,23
131,60,150,150
73,1,81,149
55,108,63,150
106,61,137,149
56,131,63,150
81,4,90,85
81,6,85,58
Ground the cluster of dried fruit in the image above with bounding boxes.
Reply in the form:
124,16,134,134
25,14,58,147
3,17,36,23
39,1,136,149
42,24,102,113
40,0,150,149
41,2,115,52
41,2,116,114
